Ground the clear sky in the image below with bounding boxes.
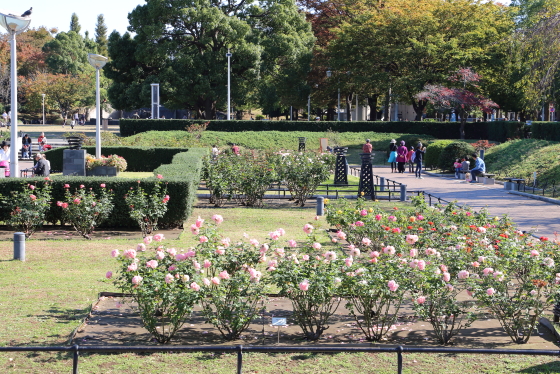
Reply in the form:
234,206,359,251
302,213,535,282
11,1,145,36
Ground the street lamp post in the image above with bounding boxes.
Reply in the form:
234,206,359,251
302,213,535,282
226,49,232,120
326,70,341,121
41,94,45,125
0,9,31,176
87,53,108,159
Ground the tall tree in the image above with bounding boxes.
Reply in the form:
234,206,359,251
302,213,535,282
70,13,81,34
43,31,95,75
95,14,109,57
106,0,314,119
327,0,513,120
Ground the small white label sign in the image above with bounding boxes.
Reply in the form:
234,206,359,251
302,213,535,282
272,317,287,326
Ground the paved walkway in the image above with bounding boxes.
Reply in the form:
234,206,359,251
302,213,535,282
371,167,560,240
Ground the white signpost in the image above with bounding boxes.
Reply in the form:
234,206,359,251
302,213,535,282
272,317,287,344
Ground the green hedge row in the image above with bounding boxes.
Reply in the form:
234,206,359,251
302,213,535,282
530,122,560,141
0,148,208,229
119,119,529,142
44,147,190,172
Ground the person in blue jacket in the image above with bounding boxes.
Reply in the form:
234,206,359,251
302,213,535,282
470,153,486,183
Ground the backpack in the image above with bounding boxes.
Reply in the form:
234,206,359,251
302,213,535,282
411,152,416,162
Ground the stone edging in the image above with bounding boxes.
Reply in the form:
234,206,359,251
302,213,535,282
508,190,560,206
539,317,560,341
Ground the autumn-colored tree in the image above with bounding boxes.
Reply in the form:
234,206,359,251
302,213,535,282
416,68,499,139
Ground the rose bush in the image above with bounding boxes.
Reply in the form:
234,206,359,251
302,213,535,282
58,183,114,239
1,180,52,238
125,176,170,237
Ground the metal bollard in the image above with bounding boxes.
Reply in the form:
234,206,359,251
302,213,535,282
400,184,407,202
316,196,324,216
380,177,386,192
13,232,25,261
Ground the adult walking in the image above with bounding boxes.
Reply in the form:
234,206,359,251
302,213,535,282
469,153,486,183
396,140,408,173
387,139,397,172
414,143,426,179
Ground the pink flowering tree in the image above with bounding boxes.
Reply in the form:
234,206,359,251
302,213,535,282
110,234,202,344
2,181,52,238
124,175,169,237
58,183,114,239
416,68,499,139
268,225,344,341
192,215,267,340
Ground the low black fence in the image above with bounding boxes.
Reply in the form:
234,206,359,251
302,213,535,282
1,344,559,374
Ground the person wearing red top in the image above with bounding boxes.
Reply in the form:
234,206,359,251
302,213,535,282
407,146,415,173
232,143,240,155
362,139,372,153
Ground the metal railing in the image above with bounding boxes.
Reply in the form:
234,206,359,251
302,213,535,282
1,344,559,374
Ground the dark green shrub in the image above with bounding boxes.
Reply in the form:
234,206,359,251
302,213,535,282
44,147,190,172
438,142,476,171
531,122,560,141
424,140,454,168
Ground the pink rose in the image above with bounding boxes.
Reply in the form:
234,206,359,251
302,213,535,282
195,216,204,228
361,238,371,246
375,214,382,221
277,228,286,236
302,254,310,261
446,284,454,291
442,272,451,282
405,234,419,245
299,280,309,291
143,236,152,245
312,242,322,250
355,221,364,227
417,215,424,220
530,250,539,257
345,257,353,267
73,198,81,205
124,249,137,259
105,271,112,279
416,296,426,304
156,251,165,260
370,251,380,258
168,265,177,272
190,282,200,291
79,184,85,189
212,214,224,224
190,224,199,235
388,215,397,222
471,261,480,267
383,246,395,255
350,247,361,257
417,260,426,271
482,267,494,276
61,202,68,209
387,280,399,292
100,183,106,188
458,270,470,280
199,236,208,243
303,224,314,234
203,259,212,268
360,209,368,216
157,174,163,179
269,231,281,240
29,184,35,190
146,260,158,269
153,233,164,242
111,249,119,258
64,184,70,188
249,238,259,246
477,227,486,233
166,247,177,256
194,261,201,271
202,278,211,286
132,275,143,285
29,194,37,201
486,288,496,296
127,263,138,272
56,201,63,207
409,248,418,257
216,248,226,255
219,270,230,280
165,274,174,284
211,277,220,285
324,251,337,261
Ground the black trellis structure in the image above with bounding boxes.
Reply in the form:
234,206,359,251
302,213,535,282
358,152,375,199
333,147,348,185
298,137,306,152
66,136,83,150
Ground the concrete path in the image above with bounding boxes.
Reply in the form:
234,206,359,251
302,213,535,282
371,167,560,240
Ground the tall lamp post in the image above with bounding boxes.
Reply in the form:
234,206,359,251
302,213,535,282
0,9,31,176
226,49,232,120
41,94,45,125
326,70,340,121
87,53,108,159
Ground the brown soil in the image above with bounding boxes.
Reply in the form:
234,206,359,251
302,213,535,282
73,293,559,349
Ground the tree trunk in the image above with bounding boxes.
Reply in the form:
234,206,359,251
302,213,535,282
367,95,378,121
204,97,215,120
411,97,427,121
384,89,391,121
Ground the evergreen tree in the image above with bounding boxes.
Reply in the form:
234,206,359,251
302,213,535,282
70,13,81,34
95,14,109,57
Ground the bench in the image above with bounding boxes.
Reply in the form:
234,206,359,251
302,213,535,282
480,173,496,185
503,177,525,191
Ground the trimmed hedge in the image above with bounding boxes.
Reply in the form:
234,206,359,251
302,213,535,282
120,119,527,142
425,140,454,169
0,148,208,229
44,147,190,172
531,122,560,141
438,142,475,171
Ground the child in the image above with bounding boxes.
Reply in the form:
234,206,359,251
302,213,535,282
465,172,472,183
453,159,462,179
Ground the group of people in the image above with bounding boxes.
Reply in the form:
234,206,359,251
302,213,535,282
21,133,51,159
1,111,10,127
454,154,486,183
0,140,49,177
386,139,426,178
